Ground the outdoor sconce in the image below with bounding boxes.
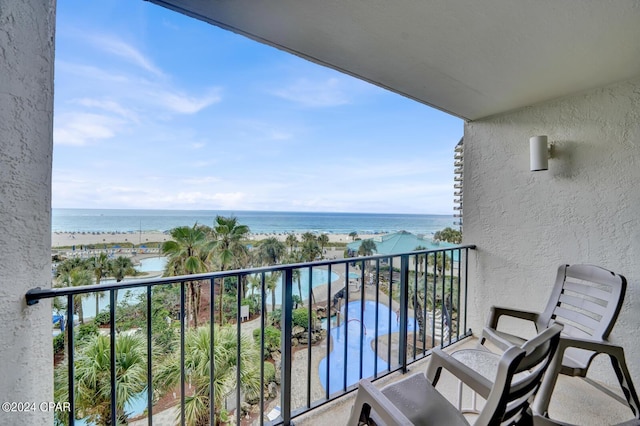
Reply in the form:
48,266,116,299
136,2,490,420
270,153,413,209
530,135,552,171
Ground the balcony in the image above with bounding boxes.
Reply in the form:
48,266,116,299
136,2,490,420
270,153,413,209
26,243,639,425
5,2,640,425
27,246,475,425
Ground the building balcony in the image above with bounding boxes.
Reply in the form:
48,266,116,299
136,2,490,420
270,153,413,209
28,246,477,425
27,243,639,425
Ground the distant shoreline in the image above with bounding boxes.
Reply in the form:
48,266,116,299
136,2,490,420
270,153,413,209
52,231,380,248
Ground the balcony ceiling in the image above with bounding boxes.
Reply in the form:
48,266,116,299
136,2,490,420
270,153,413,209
150,0,640,121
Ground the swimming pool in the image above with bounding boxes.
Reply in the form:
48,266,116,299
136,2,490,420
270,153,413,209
318,300,414,394
267,268,340,304
75,390,147,425
137,256,167,272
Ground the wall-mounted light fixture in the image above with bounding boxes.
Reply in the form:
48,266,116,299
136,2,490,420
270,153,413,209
530,135,552,171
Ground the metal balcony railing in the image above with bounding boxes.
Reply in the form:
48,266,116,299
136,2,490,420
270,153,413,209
27,245,475,426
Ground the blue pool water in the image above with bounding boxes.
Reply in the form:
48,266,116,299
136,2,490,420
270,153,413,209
269,268,340,304
75,390,147,425
319,300,414,394
80,259,339,317
137,256,167,272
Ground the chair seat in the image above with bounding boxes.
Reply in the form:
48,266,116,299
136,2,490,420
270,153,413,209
379,373,468,426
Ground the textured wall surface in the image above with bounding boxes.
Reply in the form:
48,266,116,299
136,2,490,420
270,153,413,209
0,0,55,422
464,76,640,386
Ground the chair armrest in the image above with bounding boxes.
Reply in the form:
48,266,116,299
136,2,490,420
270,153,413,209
482,306,543,351
426,347,494,400
486,306,541,329
556,336,621,354
348,379,414,426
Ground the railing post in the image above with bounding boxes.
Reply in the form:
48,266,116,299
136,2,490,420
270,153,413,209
209,278,216,426
399,255,409,373
110,290,117,425
66,294,75,426
281,268,294,425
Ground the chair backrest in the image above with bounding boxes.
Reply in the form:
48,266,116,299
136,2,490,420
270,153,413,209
540,264,626,372
477,323,563,426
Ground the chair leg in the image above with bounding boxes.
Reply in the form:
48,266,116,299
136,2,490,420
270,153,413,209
532,345,564,416
609,351,640,418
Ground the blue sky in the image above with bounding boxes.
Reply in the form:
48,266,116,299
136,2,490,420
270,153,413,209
53,1,463,215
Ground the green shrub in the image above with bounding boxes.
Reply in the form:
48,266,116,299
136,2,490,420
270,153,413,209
253,326,281,358
76,322,99,343
94,311,110,326
263,361,276,383
53,333,65,353
292,308,316,330
268,308,282,327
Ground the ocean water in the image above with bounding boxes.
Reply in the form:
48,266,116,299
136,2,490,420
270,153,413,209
52,209,454,236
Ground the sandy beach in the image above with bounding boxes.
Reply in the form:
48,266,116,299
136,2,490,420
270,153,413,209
51,231,382,248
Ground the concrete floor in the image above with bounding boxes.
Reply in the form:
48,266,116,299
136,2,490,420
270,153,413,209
293,338,637,426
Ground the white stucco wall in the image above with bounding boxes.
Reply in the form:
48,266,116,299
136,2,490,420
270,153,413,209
0,0,55,423
463,76,640,386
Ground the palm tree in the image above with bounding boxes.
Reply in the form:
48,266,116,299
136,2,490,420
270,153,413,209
155,326,261,425
56,268,93,325
211,216,250,324
301,232,316,244
300,239,321,262
413,245,427,277
256,237,286,266
357,239,377,257
108,255,137,310
90,253,110,317
410,245,429,343
247,274,262,298
266,271,281,312
358,239,377,276
162,225,212,328
109,256,136,283
285,233,298,253
427,251,452,277
56,257,89,276
318,233,330,256
284,252,306,303
433,227,462,244
349,231,358,241
54,333,147,425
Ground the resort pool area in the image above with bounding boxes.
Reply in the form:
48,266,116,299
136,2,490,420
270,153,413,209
136,256,167,272
319,300,414,395
75,391,147,425
271,268,339,303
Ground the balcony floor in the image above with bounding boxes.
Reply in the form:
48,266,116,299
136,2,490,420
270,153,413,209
295,338,636,426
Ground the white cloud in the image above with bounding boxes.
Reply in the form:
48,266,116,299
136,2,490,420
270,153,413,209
148,88,222,114
53,113,124,146
181,176,221,185
89,35,165,78
271,77,351,107
74,98,137,121
235,120,295,142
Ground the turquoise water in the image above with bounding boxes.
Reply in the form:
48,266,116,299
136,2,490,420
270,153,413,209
137,256,166,272
80,259,339,316
52,208,454,236
75,390,147,425
79,259,163,318
260,268,340,304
